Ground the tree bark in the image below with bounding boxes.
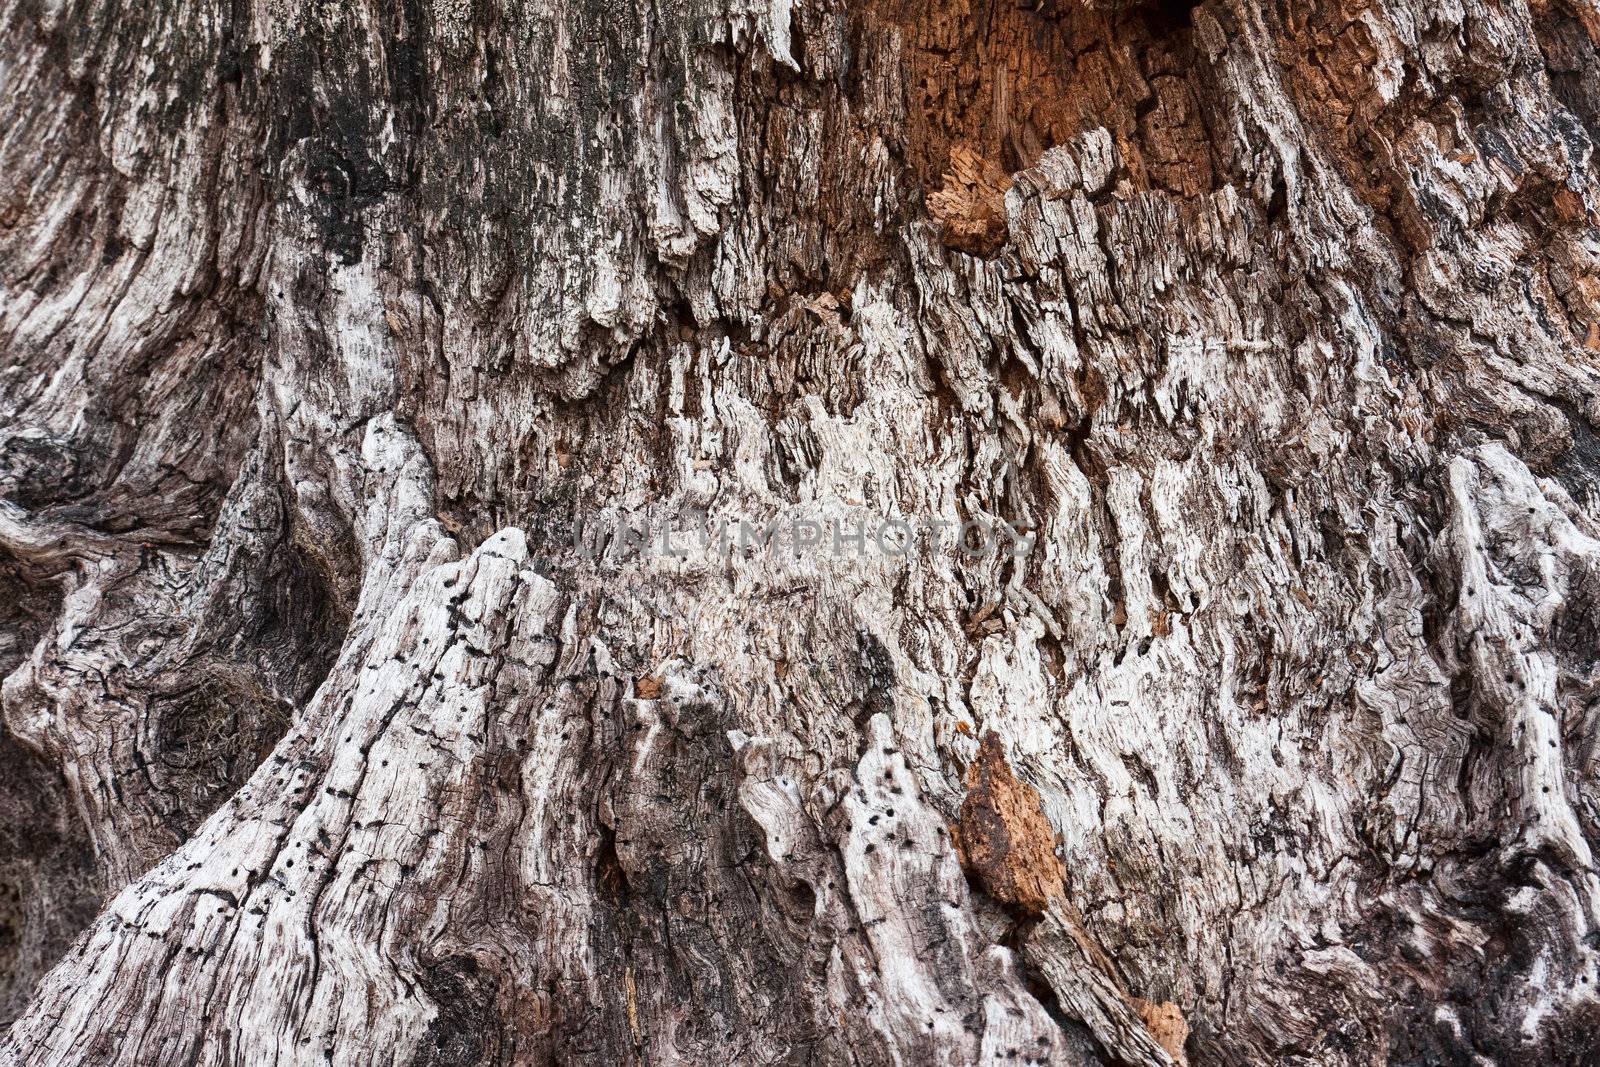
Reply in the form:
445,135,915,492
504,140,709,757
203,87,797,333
4,0,1600,1062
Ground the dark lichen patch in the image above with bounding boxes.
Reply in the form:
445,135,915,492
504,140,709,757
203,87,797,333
412,955,497,1067
1554,403,1600,508
0,735,100,1026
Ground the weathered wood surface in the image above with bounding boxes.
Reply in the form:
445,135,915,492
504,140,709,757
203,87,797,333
3,0,1600,1062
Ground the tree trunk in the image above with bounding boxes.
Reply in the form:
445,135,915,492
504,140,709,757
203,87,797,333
4,0,1600,1062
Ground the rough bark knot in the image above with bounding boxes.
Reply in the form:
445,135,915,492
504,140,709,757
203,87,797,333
952,731,1065,915
927,145,1012,257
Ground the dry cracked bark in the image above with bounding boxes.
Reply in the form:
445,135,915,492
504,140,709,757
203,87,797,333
3,0,1600,1063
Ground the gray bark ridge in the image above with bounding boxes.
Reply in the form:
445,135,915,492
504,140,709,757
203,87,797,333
3,0,1600,1063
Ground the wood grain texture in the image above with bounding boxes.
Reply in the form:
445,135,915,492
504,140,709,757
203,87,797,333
3,0,1600,1063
